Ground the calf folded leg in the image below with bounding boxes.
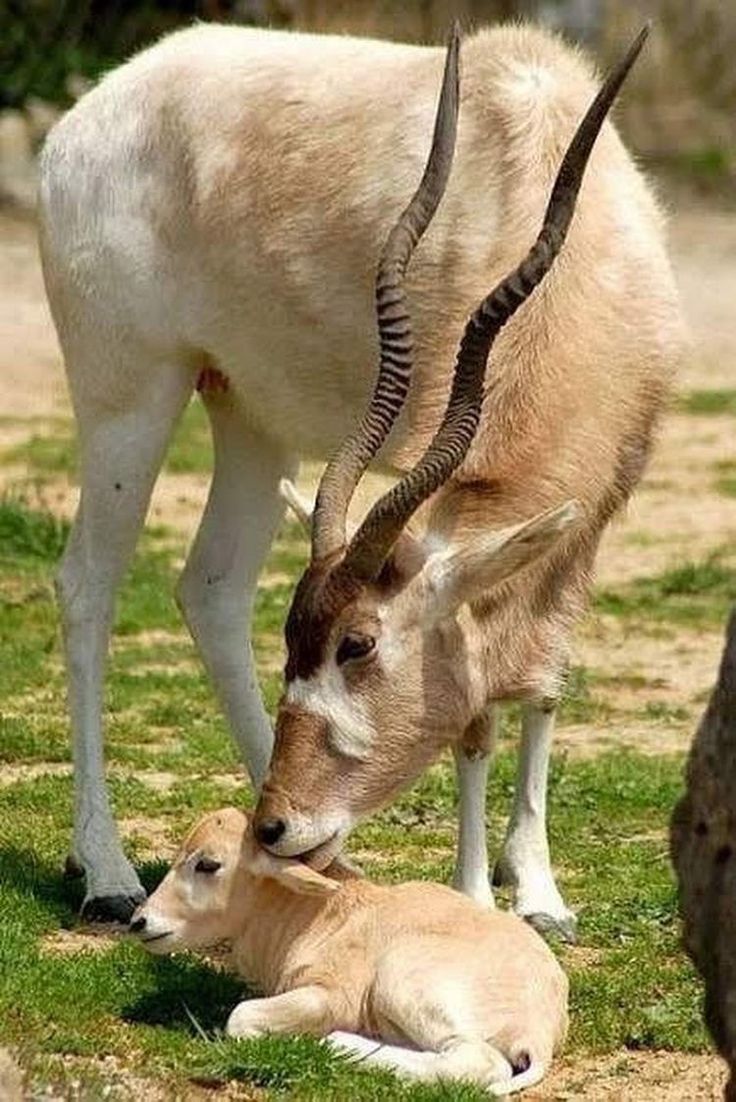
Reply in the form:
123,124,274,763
328,1033,513,1093
226,985,337,1039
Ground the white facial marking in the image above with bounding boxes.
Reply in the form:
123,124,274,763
286,662,376,761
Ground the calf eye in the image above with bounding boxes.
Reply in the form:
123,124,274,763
194,856,222,874
336,633,376,666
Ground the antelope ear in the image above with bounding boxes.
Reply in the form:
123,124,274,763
377,530,428,589
279,479,314,531
398,501,579,627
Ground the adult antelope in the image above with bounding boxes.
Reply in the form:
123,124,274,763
39,19,682,931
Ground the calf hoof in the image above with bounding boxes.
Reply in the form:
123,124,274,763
524,911,577,945
81,891,145,925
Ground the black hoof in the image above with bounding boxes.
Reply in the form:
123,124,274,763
524,911,578,945
64,854,85,880
81,892,145,925
491,861,511,889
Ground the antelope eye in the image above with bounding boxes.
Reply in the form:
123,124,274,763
194,856,222,874
336,633,376,666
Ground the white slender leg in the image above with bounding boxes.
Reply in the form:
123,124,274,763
326,1032,388,1060
327,1035,512,1091
57,356,192,921
451,705,499,908
226,985,335,1038
176,388,296,790
496,702,576,941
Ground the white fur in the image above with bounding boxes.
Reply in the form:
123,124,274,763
497,704,576,932
287,668,377,761
38,21,681,920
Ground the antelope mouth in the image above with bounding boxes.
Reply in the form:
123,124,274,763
299,831,342,871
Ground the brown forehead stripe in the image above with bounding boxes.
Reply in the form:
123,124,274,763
284,561,365,681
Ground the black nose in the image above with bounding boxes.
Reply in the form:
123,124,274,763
129,915,146,933
255,817,286,847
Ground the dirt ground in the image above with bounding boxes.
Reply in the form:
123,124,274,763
1,194,735,1098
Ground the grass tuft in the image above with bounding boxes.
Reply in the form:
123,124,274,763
595,550,736,629
676,389,736,416
0,493,69,562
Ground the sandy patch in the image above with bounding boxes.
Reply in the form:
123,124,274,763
0,213,68,418
0,761,71,786
669,206,736,392
596,421,736,589
531,1049,726,1101
40,928,119,957
119,814,176,861
575,617,721,709
114,629,190,648
554,720,693,758
0,1047,23,1102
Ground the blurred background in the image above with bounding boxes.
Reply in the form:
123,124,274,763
1,0,735,540
1,0,735,205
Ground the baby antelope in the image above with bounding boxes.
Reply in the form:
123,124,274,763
130,808,567,1094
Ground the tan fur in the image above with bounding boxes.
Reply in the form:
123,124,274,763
132,808,568,1093
244,25,683,864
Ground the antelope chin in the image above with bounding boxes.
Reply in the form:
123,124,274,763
300,830,345,871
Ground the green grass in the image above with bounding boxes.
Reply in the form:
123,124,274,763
711,459,736,498
676,389,736,416
0,495,711,1097
2,397,214,483
0,492,70,562
595,549,736,630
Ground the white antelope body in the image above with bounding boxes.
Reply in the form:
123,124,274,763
38,21,683,928
131,808,569,1095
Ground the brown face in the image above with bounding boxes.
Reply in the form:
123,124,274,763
251,16,639,865
252,550,473,866
252,501,578,865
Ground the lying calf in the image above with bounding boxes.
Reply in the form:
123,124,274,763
130,808,567,1095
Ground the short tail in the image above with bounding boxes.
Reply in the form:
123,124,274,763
503,1047,548,1093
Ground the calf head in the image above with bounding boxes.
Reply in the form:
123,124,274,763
128,808,338,953
253,28,649,865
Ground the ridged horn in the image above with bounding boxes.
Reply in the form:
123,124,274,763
311,24,461,562
342,24,650,581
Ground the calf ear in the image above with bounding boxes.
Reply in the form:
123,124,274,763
396,501,579,627
247,843,341,896
269,860,341,896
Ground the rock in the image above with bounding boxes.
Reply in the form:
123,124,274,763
671,607,736,1100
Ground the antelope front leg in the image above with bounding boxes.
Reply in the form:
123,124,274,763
57,353,192,923
495,702,577,943
452,705,498,908
226,985,337,1039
